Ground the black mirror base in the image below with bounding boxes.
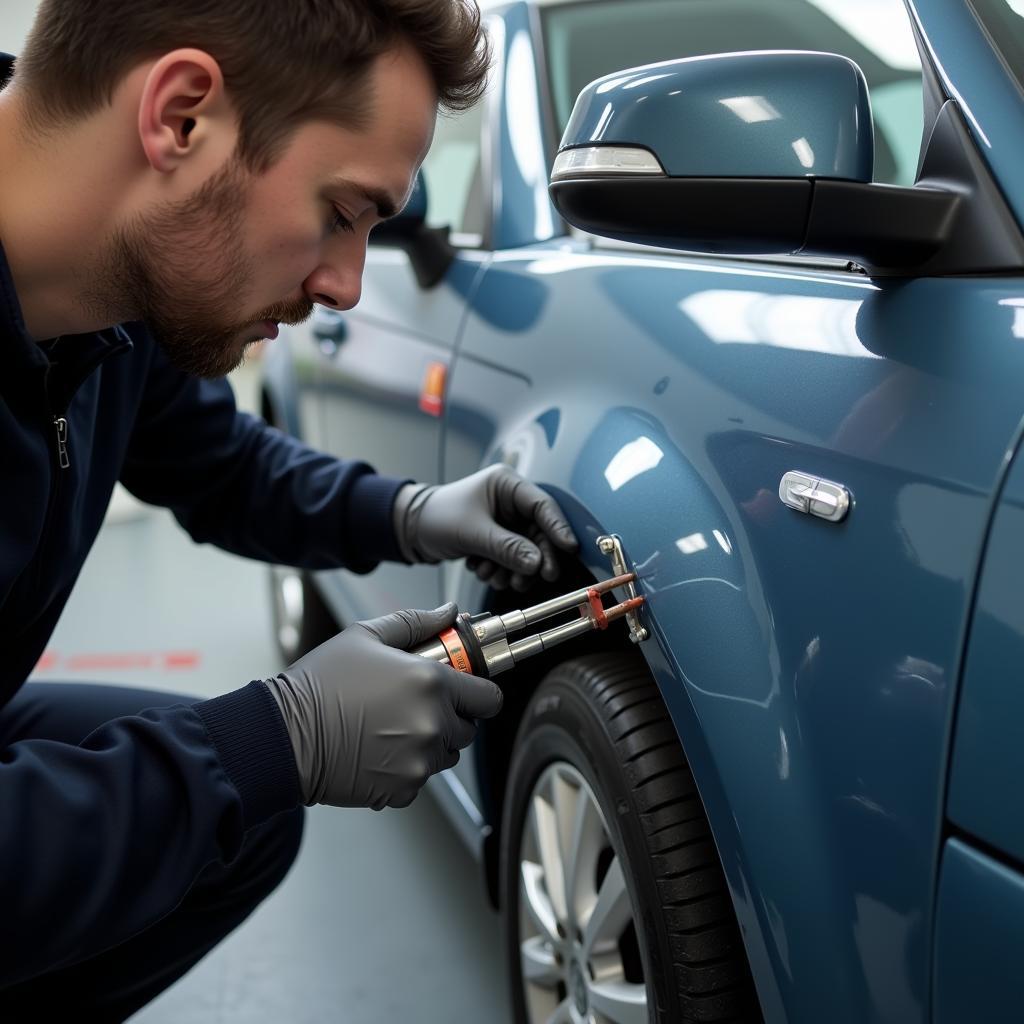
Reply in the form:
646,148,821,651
549,102,1024,278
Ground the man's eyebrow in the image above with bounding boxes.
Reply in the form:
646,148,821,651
328,178,402,220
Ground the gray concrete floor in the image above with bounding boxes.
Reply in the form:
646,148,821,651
29,368,510,1023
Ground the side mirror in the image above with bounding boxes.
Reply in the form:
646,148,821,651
548,51,989,276
370,172,454,289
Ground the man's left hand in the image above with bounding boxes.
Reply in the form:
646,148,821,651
392,465,579,591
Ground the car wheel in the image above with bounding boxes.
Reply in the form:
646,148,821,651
268,566,338,664
501,653,762,1023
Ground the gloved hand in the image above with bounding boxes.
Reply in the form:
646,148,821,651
262,603,502,810
393,465,579,591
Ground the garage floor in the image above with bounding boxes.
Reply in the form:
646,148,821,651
29,372,510,1022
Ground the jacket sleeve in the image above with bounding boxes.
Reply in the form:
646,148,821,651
0,681,299,988
119,338,408,573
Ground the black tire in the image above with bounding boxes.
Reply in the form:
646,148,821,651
501,652,762,1023
268,566,339,664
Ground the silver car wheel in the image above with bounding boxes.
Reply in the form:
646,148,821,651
270,565,305,662
518,761,648,1024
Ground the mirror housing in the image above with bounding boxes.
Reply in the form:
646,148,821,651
549,51,1023,276
370,172,454,289
557,50,873,183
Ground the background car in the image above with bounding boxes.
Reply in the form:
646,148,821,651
262,0,1024,1021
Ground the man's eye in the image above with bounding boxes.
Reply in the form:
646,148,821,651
330,208,356,235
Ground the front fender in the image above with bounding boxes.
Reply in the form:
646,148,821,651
451,404,839,1023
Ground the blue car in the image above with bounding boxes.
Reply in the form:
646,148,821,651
261,0,1024,1020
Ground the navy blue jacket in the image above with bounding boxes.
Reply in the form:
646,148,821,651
0,52,408,984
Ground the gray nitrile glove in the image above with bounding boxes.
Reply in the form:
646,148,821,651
262,603,502,810
393,465,579,592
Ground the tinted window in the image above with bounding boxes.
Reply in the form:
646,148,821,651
541,0,924,186
421,101,486,239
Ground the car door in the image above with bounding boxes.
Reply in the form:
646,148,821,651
313,98,490,624
936,437,1024,1022
928,5,1024,1018
442,1,1024,1020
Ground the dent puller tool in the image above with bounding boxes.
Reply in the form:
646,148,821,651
412,573,644,678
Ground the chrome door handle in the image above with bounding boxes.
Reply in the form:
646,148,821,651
785,482,815,511
780,472,817,513
807,489,842,518
779,471,851,523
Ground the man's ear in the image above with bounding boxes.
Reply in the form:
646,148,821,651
137,49,236,173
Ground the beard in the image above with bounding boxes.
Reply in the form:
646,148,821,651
89,159,313,379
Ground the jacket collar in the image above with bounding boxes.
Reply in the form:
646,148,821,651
0,224,133,405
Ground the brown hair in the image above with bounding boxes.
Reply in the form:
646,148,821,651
14,0,490,169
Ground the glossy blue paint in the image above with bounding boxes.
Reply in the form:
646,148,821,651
909,0,1024,225
947,441,1024,864
933,839,1024,1022
535,408,560,448
560,51,873,181
490,2,560,250
442,240,1024,1023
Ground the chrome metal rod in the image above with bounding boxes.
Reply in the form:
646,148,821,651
507,615,595,663
500,572,636,632
483,594,646,675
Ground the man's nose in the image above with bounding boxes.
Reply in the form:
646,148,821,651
303,241,367,310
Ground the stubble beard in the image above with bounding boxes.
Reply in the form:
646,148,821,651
90,159,313,379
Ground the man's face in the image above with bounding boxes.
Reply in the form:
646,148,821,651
102,45,436,379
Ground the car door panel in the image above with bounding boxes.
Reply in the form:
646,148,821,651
935,417,1024,1022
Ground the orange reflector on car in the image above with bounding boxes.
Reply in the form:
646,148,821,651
419,361,447,417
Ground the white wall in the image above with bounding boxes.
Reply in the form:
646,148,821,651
0,0,39,54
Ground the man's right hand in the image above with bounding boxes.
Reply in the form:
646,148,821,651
262,603,503,810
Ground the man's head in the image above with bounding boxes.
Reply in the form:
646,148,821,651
7,0,489,376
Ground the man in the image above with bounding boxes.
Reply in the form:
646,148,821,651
0,1,579,1018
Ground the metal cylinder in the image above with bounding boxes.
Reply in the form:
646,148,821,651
508,615,594,662
480,637,516,677
516,587,593,626
414,639,450,663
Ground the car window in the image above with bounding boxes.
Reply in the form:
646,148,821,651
421,100,486,242
969,0,1024,94
540,0,924,186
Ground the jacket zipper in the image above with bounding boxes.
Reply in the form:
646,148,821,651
20,333,129,635
16,404,70,637
53,416,70,469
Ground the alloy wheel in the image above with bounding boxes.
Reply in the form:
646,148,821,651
518,762,648,1024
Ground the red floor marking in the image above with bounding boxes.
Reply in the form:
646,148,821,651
163,651,201,670
36,651,59,672
35,651,202,673
67,653,155,671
